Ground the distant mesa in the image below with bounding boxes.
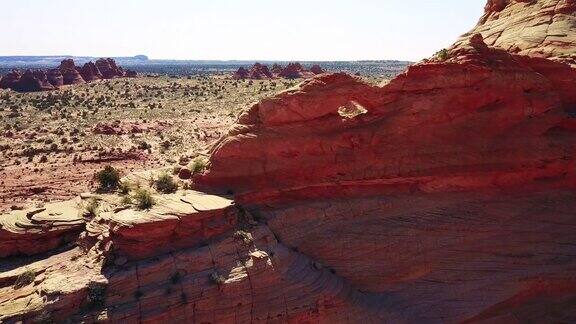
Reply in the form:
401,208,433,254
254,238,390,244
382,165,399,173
0,57,137,93
233,62,325,80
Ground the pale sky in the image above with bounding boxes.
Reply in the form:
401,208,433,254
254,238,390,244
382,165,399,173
1,0,486,61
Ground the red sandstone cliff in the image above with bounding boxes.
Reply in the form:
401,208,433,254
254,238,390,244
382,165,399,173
1,1,575,323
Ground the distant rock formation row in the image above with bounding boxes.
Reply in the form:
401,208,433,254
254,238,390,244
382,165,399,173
233,62,324,80
0,58,137,93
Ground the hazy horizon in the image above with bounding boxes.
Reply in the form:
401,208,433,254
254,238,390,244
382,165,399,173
2,0,486,61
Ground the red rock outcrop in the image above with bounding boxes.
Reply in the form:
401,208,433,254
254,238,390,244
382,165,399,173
0,70,22,89
79,61,103,82
310,64,325,74
248,63,273,79
2,1,576,323
58,59,86,85
0,58,134,92
459,0,576,64
124,69,137,78
12,70,55,92
271,63,283,75
95,58,125,79
234,63,322,80
46,68,64,87
233,66,250,79
278,62,314,79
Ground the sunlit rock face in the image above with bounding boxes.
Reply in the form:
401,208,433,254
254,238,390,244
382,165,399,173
464,0,576,64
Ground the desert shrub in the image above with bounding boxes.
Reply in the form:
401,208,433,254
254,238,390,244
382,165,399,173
85,198,100,217
86,282,107,309
14,269,35,288
95,165,120,191
154,173,178,194
437,48,449,61
134,188,155,209
170,272,183,285
233,230,253,245
209,272,225,285
118,181,132,195
191,157,208,174
121,195,133,205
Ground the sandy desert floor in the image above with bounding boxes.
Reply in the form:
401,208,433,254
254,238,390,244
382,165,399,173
0,75,312,211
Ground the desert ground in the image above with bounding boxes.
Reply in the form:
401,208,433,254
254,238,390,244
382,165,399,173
0,74,384,212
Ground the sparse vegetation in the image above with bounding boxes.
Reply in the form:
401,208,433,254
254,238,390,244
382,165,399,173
209,272,225,285
85,198,100,218
134,188,155,209
191,156,208,174
95,165,121,191
86,282,107,309
154,173,178,193
436,48,450,61
233,230,253,245
118,181,132,195
14,269,35,288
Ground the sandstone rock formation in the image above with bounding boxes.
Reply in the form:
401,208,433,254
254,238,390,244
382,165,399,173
95,58,125,79
59,59,85,85
233,62,322,80
458,0,576,64
278,62,314,79
0,70,22,89
310,64,325,74
1,1,575,323
233,67,250,79
271,63,283,75
46,68,64,87
12,70,55,92
0,58,135,92
79,62,103,82
248,63,274,79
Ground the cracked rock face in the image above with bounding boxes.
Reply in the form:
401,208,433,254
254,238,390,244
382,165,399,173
2,0,576,323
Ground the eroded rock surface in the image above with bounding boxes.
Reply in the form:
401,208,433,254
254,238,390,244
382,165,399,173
459,0,576,64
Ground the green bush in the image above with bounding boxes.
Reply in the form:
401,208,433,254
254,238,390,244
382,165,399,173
135,188,155,209
191,157,208,174
209,272,225,285
86,282,107,309
95,165,120,191
154,173,178,194
85,198,100,217
14,269,35,288
118,181,132,195
437,48,449,61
